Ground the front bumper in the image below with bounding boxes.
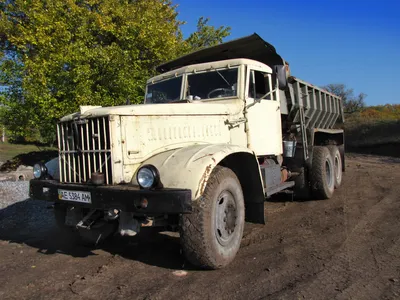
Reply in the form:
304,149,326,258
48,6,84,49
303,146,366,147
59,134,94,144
29,179,192,215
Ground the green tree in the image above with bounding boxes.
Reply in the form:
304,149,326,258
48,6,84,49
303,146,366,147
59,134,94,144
185,17,231,52
323,83,366,114
0,0,231,144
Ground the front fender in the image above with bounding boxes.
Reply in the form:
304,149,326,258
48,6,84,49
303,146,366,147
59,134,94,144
45,157,60,180
135,144,260,200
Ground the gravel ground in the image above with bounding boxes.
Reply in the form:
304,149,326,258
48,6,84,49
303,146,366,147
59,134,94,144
0,181,54,237
0,181,30,209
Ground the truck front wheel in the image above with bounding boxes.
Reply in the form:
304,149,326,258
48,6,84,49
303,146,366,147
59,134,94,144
310,146,335,199
180,166,245,269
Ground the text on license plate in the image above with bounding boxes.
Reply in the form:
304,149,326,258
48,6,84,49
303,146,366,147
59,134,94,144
58,189,92,203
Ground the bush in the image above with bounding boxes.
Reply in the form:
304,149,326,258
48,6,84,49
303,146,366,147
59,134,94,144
344,104,400,147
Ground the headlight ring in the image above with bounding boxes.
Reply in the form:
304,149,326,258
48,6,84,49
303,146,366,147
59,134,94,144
136,164,160,189
33,163,48,179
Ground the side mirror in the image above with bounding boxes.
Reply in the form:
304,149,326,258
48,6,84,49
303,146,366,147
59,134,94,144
274,65,287,90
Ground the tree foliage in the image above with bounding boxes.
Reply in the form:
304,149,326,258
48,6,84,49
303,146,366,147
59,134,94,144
0,0,231,144
322,83,366,114
185,17,231,52
359,104,400,120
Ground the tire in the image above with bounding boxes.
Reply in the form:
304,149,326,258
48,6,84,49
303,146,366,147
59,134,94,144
310,146,335,199
180,166,245,269
53,204,117,247
327,145,343,188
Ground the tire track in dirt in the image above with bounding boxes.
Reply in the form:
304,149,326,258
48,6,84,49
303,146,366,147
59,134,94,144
265,186,400,300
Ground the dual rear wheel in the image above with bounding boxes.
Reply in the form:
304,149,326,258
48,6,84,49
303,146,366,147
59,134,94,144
310,145,343,199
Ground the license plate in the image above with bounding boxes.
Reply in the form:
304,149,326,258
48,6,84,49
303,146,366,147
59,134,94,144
58,189,92,204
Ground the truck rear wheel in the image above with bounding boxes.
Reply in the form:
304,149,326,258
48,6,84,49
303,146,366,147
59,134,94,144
310,146,335,199
180,166,245,269
327,145,343,188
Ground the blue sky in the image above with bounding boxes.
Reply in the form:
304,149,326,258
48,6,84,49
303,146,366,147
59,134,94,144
175,0,400,106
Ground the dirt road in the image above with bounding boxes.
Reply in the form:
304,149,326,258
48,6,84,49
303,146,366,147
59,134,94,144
1,154,400,300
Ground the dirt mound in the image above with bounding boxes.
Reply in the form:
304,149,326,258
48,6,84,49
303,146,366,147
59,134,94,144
0,150,58,172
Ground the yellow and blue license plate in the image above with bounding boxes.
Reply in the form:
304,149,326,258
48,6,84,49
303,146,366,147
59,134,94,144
58,189,92,204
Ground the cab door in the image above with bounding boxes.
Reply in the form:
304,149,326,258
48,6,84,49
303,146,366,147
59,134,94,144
245,67,283,156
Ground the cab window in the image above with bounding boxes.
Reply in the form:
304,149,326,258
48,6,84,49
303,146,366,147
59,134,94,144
248,70,272,100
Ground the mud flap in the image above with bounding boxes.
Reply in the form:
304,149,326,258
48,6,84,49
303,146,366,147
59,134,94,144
245,202,265,224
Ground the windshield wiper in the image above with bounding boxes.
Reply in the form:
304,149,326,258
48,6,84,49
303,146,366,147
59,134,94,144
216,69,231,87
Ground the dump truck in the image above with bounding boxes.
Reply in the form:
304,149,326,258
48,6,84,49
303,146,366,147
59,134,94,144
29,33,345,269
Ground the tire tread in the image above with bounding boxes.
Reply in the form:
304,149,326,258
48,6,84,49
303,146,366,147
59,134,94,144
310,146,334,199
180,166,243,269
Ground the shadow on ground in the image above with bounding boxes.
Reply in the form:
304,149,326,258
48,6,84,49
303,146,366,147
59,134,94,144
0,199,191,270
266,191,330,203
346,143,400,159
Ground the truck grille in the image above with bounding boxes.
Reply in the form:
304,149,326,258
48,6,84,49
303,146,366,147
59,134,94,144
57,117,113,184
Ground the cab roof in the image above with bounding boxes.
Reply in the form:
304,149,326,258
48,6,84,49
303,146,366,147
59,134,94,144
147,58,272,84
156,33,286,73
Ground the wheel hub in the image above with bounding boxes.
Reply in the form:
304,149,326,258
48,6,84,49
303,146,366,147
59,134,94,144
215,190,237,246
326,160,333,188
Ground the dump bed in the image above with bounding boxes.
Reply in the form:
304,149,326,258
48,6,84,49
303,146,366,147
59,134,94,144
285,76,344,130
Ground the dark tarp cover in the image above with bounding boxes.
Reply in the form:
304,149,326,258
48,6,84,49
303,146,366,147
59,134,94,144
156,33,286,73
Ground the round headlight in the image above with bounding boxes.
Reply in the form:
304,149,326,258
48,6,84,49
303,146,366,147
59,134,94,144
137,165,159,189
33,163,47,179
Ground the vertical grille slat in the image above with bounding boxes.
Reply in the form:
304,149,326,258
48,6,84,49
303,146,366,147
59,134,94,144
103,118,109,184
70,122,77,183
91,119,97,174
97,118,102,172
66,123,72,183
81,124,86,182
86,122,92,177
57,117,113,185
57,124,63,182
61,125,66,182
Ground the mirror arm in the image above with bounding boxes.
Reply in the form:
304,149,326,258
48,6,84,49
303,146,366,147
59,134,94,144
257,88,277,101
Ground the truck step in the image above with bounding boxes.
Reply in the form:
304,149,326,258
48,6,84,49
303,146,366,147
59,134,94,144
265,181,295,197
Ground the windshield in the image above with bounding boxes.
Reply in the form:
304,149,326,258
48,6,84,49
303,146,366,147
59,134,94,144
146,76,182,104
186,68,238,100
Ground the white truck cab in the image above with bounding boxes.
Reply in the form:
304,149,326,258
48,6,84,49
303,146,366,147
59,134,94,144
144,58,283,155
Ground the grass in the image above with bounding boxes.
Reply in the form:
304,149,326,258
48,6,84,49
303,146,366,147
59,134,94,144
0,142,58,171
0,142,56,162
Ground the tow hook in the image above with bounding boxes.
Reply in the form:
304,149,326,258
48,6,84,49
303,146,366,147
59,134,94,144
105,208,120,221
76,209,102,230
